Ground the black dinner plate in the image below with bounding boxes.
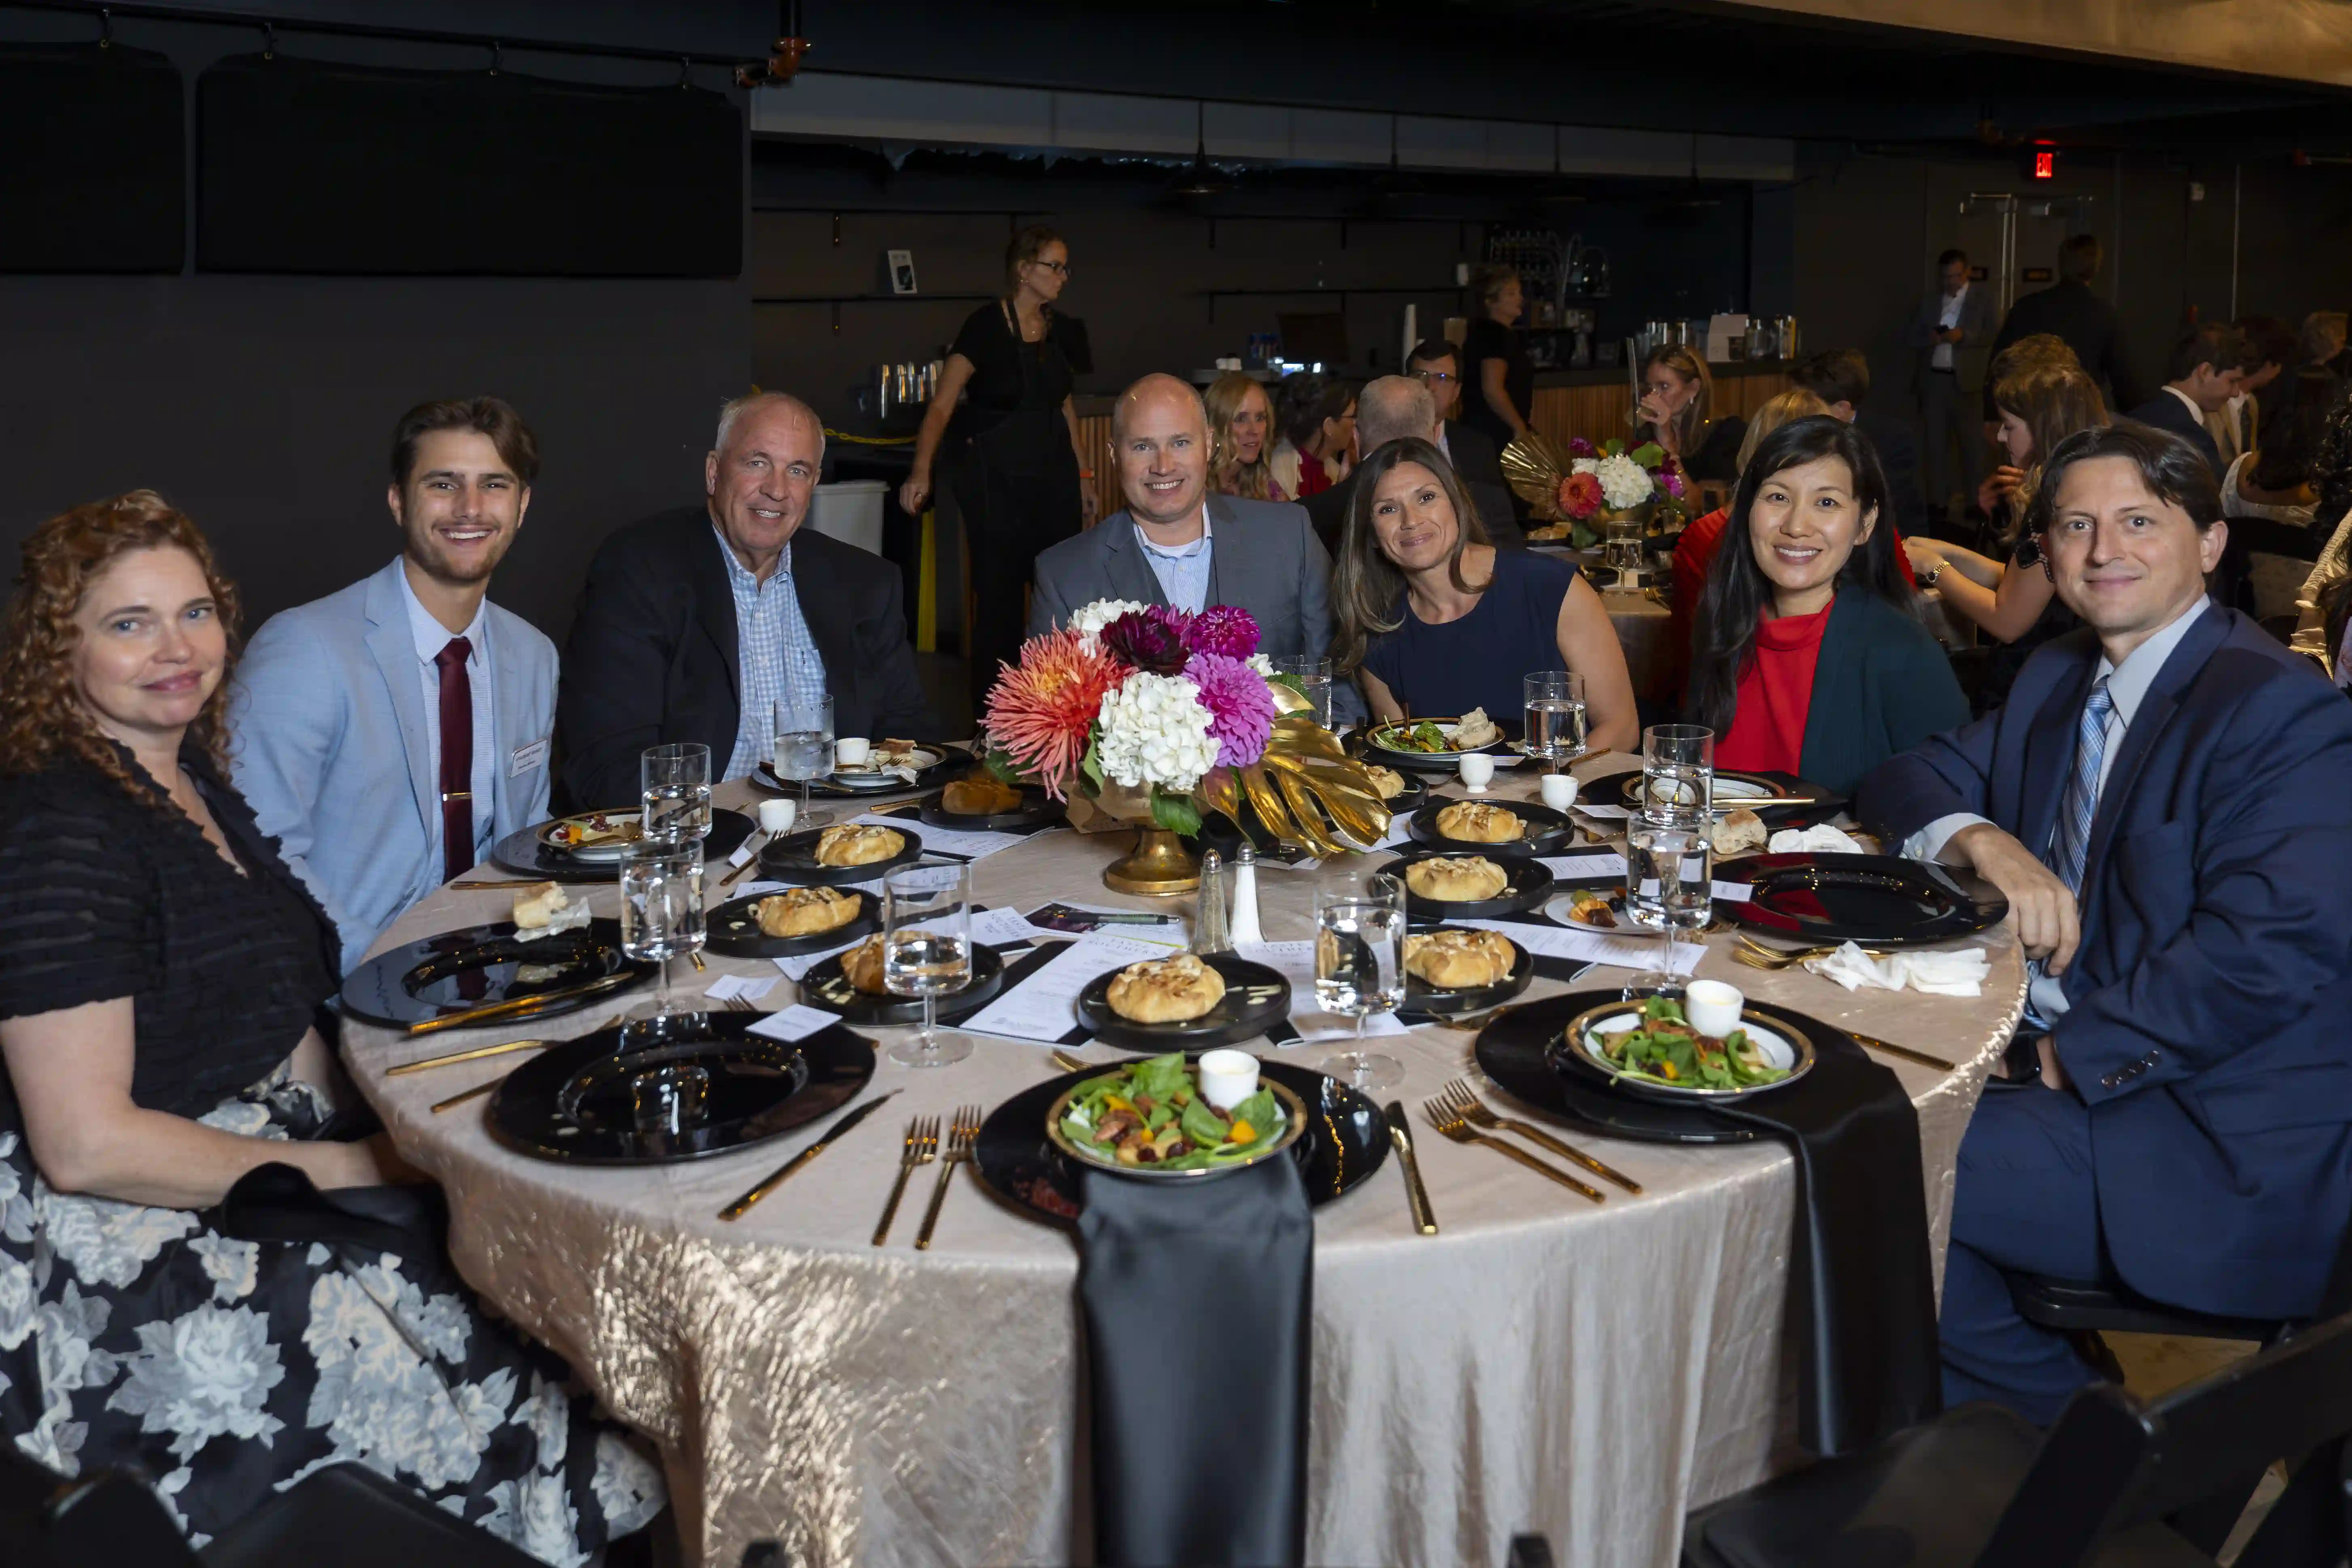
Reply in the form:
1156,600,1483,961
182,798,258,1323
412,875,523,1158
798,942,1009,1025
972,1057,1391,1226
1717,853,2007,948
1475,990,1765,1145
1363,714,1523,771
490,809,755,883
486,1010,875,1165
1074,952,1292,1050
757,825,925,885
1368,770,1428,816
754,744,970,796
1406,799,1579,857
1380,851,1556,922
914,784,1064,832
704,889,879,959
338,918,654,1029
1401,930,1534,1016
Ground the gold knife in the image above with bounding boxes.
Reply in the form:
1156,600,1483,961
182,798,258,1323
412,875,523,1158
1848,1032,1956,1072
1050,1048,1090,1074
405,970,640,1036
718,1090,902,1221
387,1038,548,1076
1383,1100,1439,1235
432,1075,510,1113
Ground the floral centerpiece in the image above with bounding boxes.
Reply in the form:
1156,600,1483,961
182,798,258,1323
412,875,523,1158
981,600,1386,891
1502,432,1690,547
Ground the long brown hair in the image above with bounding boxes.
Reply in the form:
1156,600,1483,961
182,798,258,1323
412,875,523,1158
1638,344,1714,456
0,491,242,802
1205,372,1279,501
1005,224,1065,319
1329,438,1490,674
1991,362,2108,544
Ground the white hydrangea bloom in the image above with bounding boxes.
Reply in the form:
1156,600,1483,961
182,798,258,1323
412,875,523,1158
1095,672,1220,792
1069,598,1150,649
1591,452,1653,510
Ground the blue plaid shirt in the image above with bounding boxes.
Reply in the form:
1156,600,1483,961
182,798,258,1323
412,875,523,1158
715,525,829,781
1136,514,1214,613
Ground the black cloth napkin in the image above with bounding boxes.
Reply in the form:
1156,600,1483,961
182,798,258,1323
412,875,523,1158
218,1161,446,1261
1077,1156,1312,1568
1704,1031,1942,1456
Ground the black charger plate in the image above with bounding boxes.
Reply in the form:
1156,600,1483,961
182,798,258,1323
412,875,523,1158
798,942,1010,1024
1406,799,1579,857
972,1058,1390,1226
1075,952,1292,1050
339,918,653,1029
487,1010,874,1165
705,890,879,959
758,825,925,886
914,785,1064,832
1400,931,1535,1016
490,809,755,883
1380,852,1556,922
1717,853,2007,948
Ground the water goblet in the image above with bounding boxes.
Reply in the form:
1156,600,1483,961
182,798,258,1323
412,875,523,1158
640,743,712,846
1313,871,1408,1093
1274,656,1336,729
1639,723,1715,829
774,694,836,829
882,859,975,1068
1522,670,1589,766
619,840,705,1025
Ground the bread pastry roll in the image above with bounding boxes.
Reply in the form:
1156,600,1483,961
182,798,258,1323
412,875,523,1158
511,882,590,942
841,934,888,994
1364,764,1406,801
1451,707,1501,748
814,824,905,867
1403,929,1517,989
1105,953,1226,1024
941,775,1023,815
1436,801,1523,843
1402,856,1510,902
1710,807,1767,856
755,886,861,938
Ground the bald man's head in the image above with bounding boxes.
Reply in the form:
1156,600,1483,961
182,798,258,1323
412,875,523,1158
706,390,825,576
1112,373,1211,533
1355,376,1439,454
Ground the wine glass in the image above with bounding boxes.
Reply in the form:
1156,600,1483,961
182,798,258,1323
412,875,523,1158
1313,872,1407,1093
1521,670,1588,769
882,859,975,1069
1640,723,1714,829
640,743,712,846
773,694,835,830
619,840,705,1028
1623,821,1711,997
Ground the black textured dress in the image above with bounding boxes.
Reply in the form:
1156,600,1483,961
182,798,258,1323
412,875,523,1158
0,749,663,1564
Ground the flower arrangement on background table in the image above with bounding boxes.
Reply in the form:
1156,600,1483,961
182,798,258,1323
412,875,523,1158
1502,432,1691,547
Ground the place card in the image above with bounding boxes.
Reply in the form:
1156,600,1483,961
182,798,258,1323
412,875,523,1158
702,973,778,1004
1235,938,1410,1044
1631,878,1756,903
960,933,1173,1044
745,1004,841,1044
968,906,1049,947
1541,851,1628,881
772,937,864,981
852,814,1025,861
1454,917,1704,976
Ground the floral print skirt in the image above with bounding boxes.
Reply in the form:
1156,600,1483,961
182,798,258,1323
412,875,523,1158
0,1074,664,1565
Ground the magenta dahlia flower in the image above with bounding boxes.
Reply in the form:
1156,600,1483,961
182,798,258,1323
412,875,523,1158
1183,604,1260,660
1101,609,1190,676
1567,437,1598,458
1186,652,1277,768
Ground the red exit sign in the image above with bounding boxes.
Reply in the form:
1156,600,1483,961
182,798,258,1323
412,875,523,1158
2025,146,2059,181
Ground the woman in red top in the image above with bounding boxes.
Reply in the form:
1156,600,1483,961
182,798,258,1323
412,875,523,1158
1684,417,1966,794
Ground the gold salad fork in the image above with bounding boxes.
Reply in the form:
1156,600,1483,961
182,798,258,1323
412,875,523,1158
1422,1099,1604,1204
872,1116,940,1246
914,1105,983,1250
1435,1079,1641,1194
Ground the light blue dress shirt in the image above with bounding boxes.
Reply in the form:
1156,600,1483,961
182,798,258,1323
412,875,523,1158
715,524,830,781
395,568,493,862
1136,514,1214,614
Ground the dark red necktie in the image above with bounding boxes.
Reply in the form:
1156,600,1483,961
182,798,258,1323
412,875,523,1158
435,637,475,882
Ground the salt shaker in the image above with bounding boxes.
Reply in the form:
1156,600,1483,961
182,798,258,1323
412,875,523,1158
1193,849,1233,955
1230,842,1265,946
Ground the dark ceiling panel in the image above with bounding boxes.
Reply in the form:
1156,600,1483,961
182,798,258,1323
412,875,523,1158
0,43,185,274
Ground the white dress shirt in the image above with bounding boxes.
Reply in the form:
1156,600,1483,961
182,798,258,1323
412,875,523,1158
396,567,494,862
1932,284,1968,371
1903,596,2210,1018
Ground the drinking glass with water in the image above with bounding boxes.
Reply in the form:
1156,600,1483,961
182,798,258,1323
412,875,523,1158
1313,871,1407,1092
1624,823,1710,997
1521,670,1589,767
1639,723,1714,829
1275,656,1336,730
882,859,974,1068
773,694,835,829
640,743,713,846
619,840,705,1025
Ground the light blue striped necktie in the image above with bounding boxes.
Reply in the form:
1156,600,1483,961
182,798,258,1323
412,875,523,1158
2049,676,2115,893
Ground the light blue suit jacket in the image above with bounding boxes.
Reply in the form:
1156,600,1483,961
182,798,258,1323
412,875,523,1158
229,559,558,973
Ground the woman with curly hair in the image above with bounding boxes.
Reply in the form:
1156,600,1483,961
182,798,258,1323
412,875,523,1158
0,493,664,1560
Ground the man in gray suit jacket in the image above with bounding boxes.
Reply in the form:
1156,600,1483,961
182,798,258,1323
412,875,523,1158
1027,374,1357,718
231,398,559,972
1908,248,2002,520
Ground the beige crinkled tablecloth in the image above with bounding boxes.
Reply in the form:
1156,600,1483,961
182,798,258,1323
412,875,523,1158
341,753,2025,1568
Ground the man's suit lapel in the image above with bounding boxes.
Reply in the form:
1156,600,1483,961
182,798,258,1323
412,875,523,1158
361,563,438,837
2077,607,2232,888
1100,514,1168,607
692,516,741,704
2018,652,2095,865
1203,495,1228,608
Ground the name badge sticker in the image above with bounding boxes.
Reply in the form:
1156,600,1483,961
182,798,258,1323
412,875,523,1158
510,738,550,777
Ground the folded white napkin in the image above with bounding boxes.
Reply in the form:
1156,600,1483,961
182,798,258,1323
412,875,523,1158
1804,941,1989,997
1768,823,1865,855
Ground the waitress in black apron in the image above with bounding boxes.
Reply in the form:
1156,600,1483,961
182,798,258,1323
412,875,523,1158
901,225,1095,713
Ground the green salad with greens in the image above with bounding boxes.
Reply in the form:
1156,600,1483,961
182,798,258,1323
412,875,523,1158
1058,1052,1283,1171
1589,995,1790,1091
1375,720,1452,754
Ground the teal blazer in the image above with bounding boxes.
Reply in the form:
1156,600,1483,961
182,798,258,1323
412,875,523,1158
1790,588,1969,796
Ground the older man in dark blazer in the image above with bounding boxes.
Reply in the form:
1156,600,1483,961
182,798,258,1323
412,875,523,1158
1029,373,1356,718
559,392,933,810
1859,422,2352,1426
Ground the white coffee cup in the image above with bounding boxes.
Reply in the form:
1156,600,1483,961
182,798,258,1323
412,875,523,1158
1539,772,1579,812
1684,979,1744,1039
835,737,872,766
757,798,797,836
1458,753,1496,793
1196,1048,1261,1113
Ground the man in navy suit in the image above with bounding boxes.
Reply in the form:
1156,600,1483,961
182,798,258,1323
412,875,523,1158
1859,422,2352,1425
2124,323,2252,475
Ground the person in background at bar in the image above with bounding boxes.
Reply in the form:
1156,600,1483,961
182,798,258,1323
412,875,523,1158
2216,314,2297,465
1459,264,1537,450
1334,437,1637,748
1635,344,1745,483
1205,371,1285,503
2127,323,2254,475
1406,337,1506,490
1686,417,1965,795
2290,383,2352,679
1905,361,2106,711
0,492,665,1557
562,391,932,811
1300,375,1522,554
1790,347,1930,539
1269,373,1356,499
898,225,1095,710
1985,233,2139,415
232,397,554,974
1907,248,2000,526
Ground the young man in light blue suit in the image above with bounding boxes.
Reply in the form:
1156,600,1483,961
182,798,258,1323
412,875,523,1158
231,398,558,972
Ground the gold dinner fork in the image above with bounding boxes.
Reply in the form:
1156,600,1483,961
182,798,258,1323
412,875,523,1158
914,1104,983,1251
1733,932,1894,967
1422,1099,1604,1204
872,1116,939,1245
1435,1079,1642,1194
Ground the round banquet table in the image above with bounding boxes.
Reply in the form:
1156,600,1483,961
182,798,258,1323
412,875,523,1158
341,753,2026,1568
